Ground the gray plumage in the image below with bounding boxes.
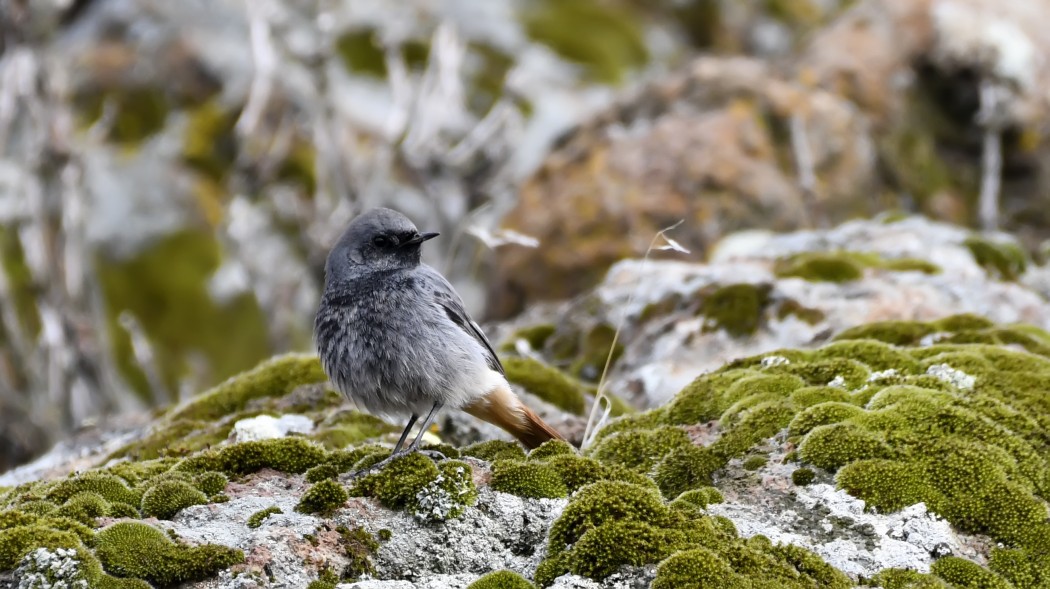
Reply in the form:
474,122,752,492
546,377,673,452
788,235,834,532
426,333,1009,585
314,208,505,421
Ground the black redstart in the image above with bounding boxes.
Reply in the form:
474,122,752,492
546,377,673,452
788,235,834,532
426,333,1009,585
314,208,565,458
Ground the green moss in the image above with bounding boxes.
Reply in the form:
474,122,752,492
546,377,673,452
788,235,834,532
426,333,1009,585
420,443,461,459
97,231,272,404
669,487,724,511
140,480,208,520
501,324,557,352
653,446,724,499
652,547,749,589
520,0,648,85
799,423,891,471
350,453,439,512
193,471,228,496
313,410,396,450
490,460,568,499
247,506,282,529
296,480,348,515
775,252,864,282
565,520,686,581
935,314,996,332
325,444,388,474
462,440,527,463
0,526,80,571
47,473,140,506
589,425,693,472
55,492,110,525
306,463,339,483
337,524,379,579
774,251,940,283
815,340,922,373
771,543,852,588
964,236,1028,281
931,556,1014,589
772,358,871,389
699,283,772,337
108,503,140,519
176,437,328,476
742,456,768,471
502,356,586,415
791,468,816,486
789,386,852,408
775,299,827,325
167,353,326,422
833,321,938,346
542,455,607,493
547,481,670,555
529,439,578,461
468,569,538,589
789,402,865,437
94,522,243,586
836,459,927,512
987,547,1046,589
872,568,952,588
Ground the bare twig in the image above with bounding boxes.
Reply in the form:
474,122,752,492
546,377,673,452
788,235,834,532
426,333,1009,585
977,79,1004,232
580,220,690,449
790,112,817,228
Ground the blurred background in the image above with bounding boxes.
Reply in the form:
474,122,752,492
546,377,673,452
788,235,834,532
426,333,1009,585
1,0,1049,472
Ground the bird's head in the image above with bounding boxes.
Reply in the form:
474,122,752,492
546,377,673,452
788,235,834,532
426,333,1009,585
325,208,439,281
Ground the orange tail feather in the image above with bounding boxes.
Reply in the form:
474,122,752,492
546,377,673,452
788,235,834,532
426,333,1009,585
463,384,566,450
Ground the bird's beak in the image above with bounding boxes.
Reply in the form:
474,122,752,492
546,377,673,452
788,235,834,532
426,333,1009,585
402,232,440,246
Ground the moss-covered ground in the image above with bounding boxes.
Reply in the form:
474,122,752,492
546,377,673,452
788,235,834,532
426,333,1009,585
5,314,1050,587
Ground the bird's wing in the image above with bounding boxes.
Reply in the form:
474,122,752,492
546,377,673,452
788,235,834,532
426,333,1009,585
424,266,505,376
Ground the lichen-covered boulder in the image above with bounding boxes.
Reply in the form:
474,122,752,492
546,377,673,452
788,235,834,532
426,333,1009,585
495,216,1050,408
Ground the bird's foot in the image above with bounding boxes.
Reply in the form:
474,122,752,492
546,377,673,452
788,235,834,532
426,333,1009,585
343,448,448,480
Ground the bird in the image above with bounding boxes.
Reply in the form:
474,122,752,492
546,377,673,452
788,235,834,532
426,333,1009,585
314,207,565,460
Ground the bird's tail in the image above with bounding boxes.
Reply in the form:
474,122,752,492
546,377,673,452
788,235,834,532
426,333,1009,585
463,384,566,450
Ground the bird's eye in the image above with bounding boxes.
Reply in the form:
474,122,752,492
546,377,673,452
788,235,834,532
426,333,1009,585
372,236,389,247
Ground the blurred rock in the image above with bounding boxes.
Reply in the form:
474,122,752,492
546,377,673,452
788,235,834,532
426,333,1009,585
802,0,1050,240
488,56,878,318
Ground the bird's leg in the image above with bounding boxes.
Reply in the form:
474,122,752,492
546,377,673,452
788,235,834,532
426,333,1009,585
407,402,444,453
345,404,446,479
391,414,419,456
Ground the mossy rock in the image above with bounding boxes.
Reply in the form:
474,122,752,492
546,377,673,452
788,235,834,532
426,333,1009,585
94,522,243,586
964,236,1028,281
699,283,772,337
578,313,1050,583
468,569,538,589
490,461,568,499
350,453,475,521
774,251,939,283
296,480,348,515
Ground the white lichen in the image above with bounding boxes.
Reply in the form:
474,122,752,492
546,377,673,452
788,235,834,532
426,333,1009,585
926,363,976,391
827,375,847,388
231,414,314,442
16,547,89,589
761,355,791,368
867,368,900,382
413,465,473,522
